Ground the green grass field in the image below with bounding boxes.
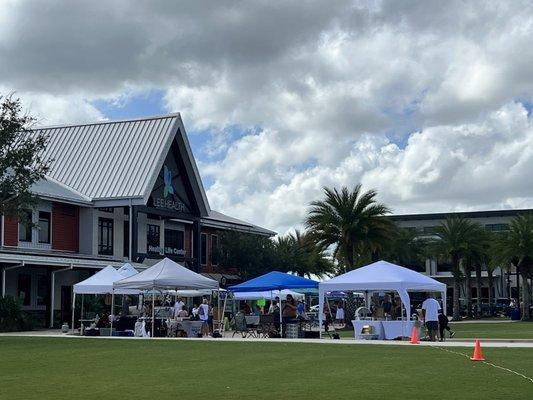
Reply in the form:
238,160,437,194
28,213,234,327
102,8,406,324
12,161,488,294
0,337,532,399
449,322,533,339
339,321,533,339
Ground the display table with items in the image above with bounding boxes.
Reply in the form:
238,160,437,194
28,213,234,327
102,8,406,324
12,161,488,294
352,319,419,340
352,320,384,340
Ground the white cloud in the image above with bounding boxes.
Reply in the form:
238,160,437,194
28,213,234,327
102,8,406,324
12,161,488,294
1,1,533,233
206,103,533,234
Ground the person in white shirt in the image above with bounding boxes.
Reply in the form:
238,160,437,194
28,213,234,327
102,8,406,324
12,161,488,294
174,297,185,317
191,304,199,318
198,298,211,337
175,305,189,321
421,293,441,341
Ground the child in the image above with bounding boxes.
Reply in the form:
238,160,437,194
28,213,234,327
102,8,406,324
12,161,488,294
438,310,455,341
335,302,345,327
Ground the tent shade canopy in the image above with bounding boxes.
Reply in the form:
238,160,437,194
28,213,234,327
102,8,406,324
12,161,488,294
114,258,219,290
117,263,139,278
233,289,305,301
318,260,447,338
73,265,140,295
319,260,445,293
228,271,318,292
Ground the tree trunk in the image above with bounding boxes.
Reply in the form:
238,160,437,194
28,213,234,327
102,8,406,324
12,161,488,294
475,264,483,318
520,272,531,320
487,269,494,316
346,243,354,271
464,260,473,319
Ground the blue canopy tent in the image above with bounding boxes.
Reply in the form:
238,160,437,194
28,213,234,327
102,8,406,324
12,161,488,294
228,271,318,336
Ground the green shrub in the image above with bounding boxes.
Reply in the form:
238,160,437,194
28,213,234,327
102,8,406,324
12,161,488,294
0,295,36,332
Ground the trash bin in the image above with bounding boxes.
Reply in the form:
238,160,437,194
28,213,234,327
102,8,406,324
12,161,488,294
286,323,299,339
511,307,521,320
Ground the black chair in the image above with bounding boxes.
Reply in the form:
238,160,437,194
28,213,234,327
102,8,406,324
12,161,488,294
232,313,256,338
257,314,275,338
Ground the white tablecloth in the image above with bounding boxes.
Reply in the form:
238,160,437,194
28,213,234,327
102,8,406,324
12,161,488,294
352,320,384,340
352,320,418,340
381,321,417,340
177,321,204,337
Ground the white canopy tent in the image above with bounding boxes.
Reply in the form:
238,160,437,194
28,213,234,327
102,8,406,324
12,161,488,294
232,289,305,301
114,258,219,337
71,265,140,334
318,260,446,339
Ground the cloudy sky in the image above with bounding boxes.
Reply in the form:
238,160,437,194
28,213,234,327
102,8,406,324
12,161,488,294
1,1,533,234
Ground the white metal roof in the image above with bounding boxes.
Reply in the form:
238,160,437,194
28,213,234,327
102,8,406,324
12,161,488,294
204,210,276,236
33,114,210,213
30,113,274,235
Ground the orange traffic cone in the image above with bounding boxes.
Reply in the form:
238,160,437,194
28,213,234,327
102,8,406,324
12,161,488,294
410,326,420,344
470,339,485,361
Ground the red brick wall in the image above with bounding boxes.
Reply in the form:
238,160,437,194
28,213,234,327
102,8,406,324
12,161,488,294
51,203,79,252
200,227,219,272
4,216,18,246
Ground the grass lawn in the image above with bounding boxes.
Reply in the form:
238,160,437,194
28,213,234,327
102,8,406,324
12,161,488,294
338,321,533,339
449,321,533,339
1,337,532,399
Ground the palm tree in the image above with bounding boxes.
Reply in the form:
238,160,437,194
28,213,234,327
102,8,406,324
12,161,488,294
463,228,489,318
305,185,393,271
430,217,484,320
383,226,429,268
274,230,335,278
492,215,533,320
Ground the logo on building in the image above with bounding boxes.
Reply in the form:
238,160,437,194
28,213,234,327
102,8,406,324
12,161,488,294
163,165,175,198
152,164,187,213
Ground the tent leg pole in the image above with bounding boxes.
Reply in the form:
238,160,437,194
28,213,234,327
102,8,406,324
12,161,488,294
152,287,155,338
71,293,76,335
110,292,114,336
318,290,323,339
221,293,228,336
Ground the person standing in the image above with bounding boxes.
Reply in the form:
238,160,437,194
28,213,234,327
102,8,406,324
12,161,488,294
174,297,185,317
198,298,211,337
335,302,345,326
421,293,441,341
438,309,455,341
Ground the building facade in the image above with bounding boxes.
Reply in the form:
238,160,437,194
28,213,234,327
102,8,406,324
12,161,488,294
0,114,274,327
391,209,528,307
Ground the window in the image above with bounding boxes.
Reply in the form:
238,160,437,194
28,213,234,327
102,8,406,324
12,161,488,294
18,273,31,306
485,223,509,232
38,211,51,243
200,233,207,265
147,224,161,254
98,218,114,255
164,229,184,256
211,235,219,265
19,210,33,242
123,221,129,258
37,275,48,306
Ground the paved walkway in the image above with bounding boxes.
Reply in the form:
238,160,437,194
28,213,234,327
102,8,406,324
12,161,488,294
2,330,533,348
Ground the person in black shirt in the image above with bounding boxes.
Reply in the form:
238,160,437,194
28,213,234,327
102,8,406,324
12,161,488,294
438,310,455,341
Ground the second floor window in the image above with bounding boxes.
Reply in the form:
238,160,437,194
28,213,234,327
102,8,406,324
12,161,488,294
18,210,33,242
98,218,114,255
164,229,184,256
200,233,207,265
211,235,218,265
38,211,51,243
147,224,160,254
